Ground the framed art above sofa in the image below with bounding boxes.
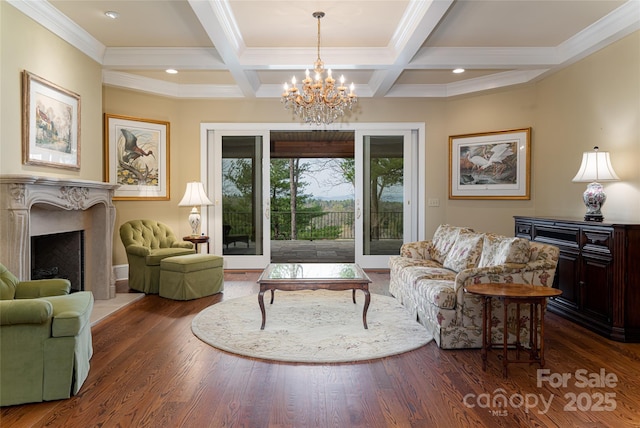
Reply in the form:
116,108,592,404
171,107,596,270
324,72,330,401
449,128,531,200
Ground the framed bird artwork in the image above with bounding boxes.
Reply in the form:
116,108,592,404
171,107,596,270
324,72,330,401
104,113,170,200
449,128,531,200
22,70,81,170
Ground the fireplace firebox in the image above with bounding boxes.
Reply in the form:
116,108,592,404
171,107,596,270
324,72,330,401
31,231,85,293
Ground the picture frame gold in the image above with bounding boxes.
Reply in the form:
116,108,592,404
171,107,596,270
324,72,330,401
22,71,81,170
449,128,531,200
104,114,170,201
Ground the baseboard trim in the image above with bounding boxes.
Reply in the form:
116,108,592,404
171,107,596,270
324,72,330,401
113,264,128,282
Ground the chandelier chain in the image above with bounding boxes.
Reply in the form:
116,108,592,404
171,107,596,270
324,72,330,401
316,12,322,67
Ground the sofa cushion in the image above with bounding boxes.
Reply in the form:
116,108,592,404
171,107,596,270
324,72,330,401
400,241,431,259
477,234,531,268
389,256,442,272
428,224,474,264
399,266,457,287
161,254,224,272
146,248,196,265
416,279,457,310
443,232,484,272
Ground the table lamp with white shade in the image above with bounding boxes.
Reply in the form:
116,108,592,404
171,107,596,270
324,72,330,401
178,182,213,236
571,146,620,222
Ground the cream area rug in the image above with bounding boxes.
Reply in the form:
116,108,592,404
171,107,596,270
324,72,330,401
191,290,433,363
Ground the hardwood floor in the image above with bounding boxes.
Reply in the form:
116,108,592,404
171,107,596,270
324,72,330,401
2,271,640,427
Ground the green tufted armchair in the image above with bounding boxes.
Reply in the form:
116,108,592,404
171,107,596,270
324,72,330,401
119,219,195,294
0,263,94,406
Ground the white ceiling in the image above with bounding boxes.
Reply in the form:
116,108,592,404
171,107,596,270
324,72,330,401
11,0,640,99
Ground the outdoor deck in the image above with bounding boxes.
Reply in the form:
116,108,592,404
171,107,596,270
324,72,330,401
223,239,402,263
270,239,402,263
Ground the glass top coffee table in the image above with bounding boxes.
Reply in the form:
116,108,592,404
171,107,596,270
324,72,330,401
257,263,372,330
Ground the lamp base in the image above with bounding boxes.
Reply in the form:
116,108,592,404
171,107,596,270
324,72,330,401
582,182,606,222
584,213,604,222
188,207,201,236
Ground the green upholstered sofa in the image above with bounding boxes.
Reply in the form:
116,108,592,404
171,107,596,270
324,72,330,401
0,263,94,406
120,219,195,294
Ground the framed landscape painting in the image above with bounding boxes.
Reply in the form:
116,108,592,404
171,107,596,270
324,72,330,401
104,114,170,200
449,128,531,200
22,71,81,170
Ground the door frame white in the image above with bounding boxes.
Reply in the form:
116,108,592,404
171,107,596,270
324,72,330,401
199,122,426,269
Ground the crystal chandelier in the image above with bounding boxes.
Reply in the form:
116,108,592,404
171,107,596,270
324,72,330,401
281,11,358,126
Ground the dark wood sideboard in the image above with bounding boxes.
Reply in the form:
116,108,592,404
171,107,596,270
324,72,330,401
514,216,640,342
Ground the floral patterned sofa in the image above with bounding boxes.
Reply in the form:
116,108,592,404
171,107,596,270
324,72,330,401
388,224,559,349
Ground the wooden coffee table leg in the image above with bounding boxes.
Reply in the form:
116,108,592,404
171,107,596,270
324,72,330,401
362,289,370,329
258,290,267,330
270,289,275,304
352,289,356,304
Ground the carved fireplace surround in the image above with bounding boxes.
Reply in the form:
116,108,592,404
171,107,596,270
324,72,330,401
0,175,119,300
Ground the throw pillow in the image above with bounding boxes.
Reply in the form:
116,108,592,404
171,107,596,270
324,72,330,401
478,235,531,267
429,224,474,264
443,232,484,272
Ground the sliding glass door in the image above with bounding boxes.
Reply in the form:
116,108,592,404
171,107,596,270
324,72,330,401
202,123,423,269
209,130,271,269
354,130,418,268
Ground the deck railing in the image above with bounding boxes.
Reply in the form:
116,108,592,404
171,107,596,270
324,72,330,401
222,211,403,240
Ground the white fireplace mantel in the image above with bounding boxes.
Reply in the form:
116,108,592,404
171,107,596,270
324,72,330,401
0,175,119,300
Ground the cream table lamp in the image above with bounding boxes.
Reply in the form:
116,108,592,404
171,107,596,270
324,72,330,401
571,146,619,222
178,182,213,236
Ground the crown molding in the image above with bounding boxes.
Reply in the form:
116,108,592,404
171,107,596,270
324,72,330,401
7,0,105,63
557,0,640,64
443,69,548,97
102,71,243,98
103,48,225,69
386,69,548,98
411,47,558,68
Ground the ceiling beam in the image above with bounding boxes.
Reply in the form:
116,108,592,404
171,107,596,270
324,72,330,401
187,0,258,97
371,0,455,97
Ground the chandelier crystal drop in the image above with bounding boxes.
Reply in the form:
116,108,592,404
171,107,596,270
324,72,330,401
281,11,358,126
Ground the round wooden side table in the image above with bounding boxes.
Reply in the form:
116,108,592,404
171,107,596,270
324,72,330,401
183,235,209,253
465,282,562,378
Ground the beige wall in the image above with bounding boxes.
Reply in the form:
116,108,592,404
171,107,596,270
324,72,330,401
534,32,640,223
2,2,639,267
0,2,103,181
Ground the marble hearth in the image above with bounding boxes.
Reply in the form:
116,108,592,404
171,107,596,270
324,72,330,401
0,175,119,300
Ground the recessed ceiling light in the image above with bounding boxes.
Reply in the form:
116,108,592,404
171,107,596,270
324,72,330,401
105,11,119,19
165,69,178,74
453,68,465,74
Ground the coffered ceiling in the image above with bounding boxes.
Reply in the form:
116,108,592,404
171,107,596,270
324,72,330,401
11,0,640,99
